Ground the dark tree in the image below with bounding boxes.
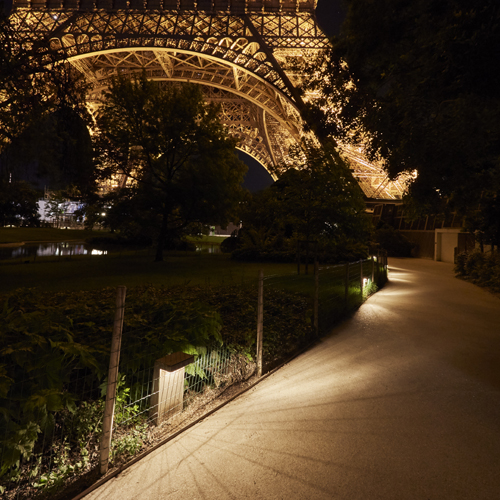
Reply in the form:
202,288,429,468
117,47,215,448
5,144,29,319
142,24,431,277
0,11,92,192
235,141,371,262
95,74,247,261
273,141,370,249
0,179,40,226
305,0,500,241
39,108,95,194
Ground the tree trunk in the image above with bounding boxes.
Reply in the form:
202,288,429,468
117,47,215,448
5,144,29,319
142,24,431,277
155,209,169,262
305,239,310,275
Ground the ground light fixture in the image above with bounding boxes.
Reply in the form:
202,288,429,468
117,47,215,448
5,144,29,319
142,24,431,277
150,352,195,425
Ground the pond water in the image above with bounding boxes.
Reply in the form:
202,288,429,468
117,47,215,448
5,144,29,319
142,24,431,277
195,243,221,254
0,241,222,260
0,242,108,261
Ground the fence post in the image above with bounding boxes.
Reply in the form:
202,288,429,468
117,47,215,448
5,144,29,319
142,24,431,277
314,261,319,336
371,256,375,284
359,260,364,297
377,250,380,281
256,270,264,377
100,285,127,475
344,262,350,302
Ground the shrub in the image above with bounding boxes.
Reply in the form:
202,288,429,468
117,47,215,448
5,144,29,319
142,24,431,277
0,287,223,484
220,232,240,253
231,241,368,264
455,252,467,275
455,251,500,292
463,251,486,280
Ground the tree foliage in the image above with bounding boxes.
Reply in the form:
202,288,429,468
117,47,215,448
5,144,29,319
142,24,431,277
0,179,40,227
95,74,247,260
37,108,94,193
232,141,371,262
275,141,369,246
0,12,92,194
305,0,500,242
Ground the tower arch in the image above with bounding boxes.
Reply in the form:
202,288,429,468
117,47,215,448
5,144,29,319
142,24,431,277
10,0,406,198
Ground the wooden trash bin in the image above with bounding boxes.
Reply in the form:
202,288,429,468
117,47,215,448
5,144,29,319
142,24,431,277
149,352,194,425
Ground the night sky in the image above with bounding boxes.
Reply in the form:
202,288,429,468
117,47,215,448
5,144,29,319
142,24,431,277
316,0,346,37
239,151,275,193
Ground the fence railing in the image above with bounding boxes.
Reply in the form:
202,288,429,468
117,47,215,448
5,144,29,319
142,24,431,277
0,252,387,499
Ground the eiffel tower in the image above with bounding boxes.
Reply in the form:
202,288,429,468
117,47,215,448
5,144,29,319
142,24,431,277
9,0,405,199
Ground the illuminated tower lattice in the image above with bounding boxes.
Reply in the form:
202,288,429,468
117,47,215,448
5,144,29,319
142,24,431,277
10,0,404,199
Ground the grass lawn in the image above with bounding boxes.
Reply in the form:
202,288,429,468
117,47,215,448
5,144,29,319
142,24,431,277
186,235,228,244
0,227,102,244
0,251,300,294
0,228,381,333
0,227,228,245
0,249,375,333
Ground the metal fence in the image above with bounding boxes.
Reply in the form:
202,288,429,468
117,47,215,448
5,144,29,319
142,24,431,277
0,327,108,499
0,253,387,499
261,253,388,337
106,345,248,473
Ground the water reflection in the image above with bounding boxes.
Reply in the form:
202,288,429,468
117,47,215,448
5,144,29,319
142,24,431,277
195,243,221,254
0,242,108,260
1,241,221,260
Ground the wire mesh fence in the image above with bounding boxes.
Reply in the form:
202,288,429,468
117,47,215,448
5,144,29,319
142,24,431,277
106,342,254,473
0,314,112,499
0,252,387,499
261,253,388,339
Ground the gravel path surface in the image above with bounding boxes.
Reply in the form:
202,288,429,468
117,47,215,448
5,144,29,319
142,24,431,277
83,258,500,500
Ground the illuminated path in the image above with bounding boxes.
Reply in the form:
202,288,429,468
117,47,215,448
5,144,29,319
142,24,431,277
85,258,500,500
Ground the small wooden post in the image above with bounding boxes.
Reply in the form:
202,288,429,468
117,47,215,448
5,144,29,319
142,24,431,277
100,285,126,475
256,269,264,377
360,260,364,297
371,256,375,284
344,262,350,302
314,261,319,336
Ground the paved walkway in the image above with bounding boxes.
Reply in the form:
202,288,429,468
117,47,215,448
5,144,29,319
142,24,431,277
85,258,500,500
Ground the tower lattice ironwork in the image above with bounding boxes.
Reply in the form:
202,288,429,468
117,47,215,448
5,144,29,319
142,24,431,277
10,0,405,199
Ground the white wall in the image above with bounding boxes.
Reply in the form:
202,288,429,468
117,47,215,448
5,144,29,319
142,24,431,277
435,229,460,263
